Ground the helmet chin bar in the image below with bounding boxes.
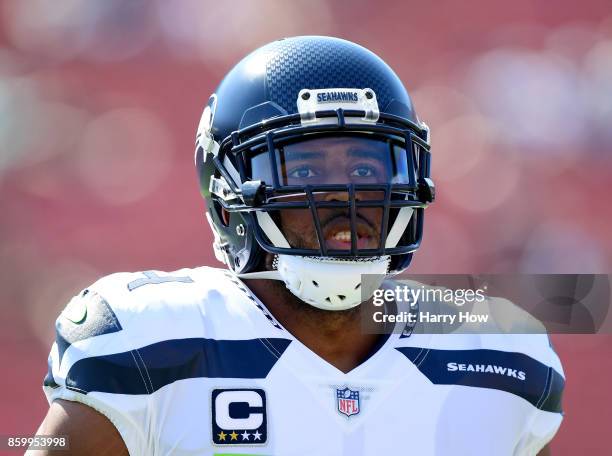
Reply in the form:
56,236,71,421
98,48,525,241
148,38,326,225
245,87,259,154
237,208,412,311
238,255,391,311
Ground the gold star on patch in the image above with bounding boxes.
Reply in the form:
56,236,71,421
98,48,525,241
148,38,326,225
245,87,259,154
217,431,226,441
230,431,239,441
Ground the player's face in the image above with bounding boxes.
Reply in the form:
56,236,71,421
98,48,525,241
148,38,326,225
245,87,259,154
277,137,387,251
246,134,414,253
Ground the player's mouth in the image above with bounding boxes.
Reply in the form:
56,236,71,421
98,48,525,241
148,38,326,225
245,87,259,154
322,217,378,250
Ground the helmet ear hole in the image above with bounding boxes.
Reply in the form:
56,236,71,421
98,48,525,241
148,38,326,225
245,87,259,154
213,201,231,227
221,208,231,226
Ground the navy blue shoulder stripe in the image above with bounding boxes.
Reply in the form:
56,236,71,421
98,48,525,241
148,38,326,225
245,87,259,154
65,337,292,395
396,347,564,413
56,290,122,364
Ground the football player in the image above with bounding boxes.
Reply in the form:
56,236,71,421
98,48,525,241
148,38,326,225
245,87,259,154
33,36,563,455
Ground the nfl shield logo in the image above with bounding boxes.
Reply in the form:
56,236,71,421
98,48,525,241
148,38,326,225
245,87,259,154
336,387,360,417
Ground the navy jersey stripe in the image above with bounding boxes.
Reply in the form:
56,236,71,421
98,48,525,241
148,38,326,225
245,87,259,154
65,337,292,395
396,347,564,413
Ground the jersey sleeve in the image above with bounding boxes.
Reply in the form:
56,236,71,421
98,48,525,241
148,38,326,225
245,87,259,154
513,334,566,455
43,268,213,455
475,297,565,455
43,280,153,456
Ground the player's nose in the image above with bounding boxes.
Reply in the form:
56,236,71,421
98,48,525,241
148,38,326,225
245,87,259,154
323,190,350,202
322,186,367,203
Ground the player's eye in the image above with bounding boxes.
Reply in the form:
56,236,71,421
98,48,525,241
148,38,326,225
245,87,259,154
350,165,375,178
288,166,318,179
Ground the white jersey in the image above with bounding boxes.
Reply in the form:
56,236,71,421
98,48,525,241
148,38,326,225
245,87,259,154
44,267,564,455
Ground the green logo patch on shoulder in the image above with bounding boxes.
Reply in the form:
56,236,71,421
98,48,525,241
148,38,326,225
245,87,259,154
62,295,88,324
55,289,122,363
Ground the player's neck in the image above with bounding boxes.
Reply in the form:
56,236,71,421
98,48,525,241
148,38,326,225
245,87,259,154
242,278,387,373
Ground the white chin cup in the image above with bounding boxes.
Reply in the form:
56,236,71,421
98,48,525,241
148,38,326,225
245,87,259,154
276,255,390,311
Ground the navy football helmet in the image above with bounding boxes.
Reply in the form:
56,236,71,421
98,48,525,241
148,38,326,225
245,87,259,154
195,36,434,310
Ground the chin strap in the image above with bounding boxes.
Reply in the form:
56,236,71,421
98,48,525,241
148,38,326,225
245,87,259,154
238,255,390,311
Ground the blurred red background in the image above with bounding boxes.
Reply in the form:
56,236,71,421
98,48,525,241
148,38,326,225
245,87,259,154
1,0,611,454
